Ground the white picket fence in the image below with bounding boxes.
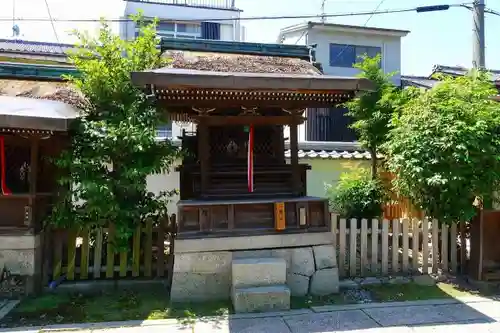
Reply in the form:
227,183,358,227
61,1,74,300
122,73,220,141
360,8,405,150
331,216,468,278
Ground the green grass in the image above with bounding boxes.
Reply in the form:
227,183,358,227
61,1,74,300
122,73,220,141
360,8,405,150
367,281,493,302
2,281,495,328
2,288,232,328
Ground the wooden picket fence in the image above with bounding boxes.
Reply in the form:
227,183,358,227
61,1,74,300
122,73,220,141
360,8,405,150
45,216,176,283
331,216,468,277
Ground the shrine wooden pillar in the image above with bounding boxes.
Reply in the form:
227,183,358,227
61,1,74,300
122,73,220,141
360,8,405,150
198,120,210,196
289,116,300,196
27,137,39,229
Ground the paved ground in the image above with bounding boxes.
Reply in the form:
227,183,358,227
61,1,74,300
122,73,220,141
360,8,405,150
2,296,500,333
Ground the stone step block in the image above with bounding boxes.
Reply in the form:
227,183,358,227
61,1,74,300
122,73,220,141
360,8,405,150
232,285,291,313
231,257,286,288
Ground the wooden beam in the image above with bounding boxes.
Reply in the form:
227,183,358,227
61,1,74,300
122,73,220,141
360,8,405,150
194,116,304,126
198,120,209,196
28,137,39,229
289,117,300,196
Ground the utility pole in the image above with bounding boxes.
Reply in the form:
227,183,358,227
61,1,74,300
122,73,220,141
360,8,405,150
321,0,326,23
472,0,486,68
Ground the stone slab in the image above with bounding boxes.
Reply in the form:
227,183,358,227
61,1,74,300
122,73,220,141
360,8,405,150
0,249,36,275
194,317,292,333
174,232,332,254
363,304,463,326
290,247,315,277
233,250,272,259
309,268,339,296
232,258,287,289
270,249,292,273
283,310,379,333
170,272,230,302
287,273,309,297
0,235,40,250
313,244,337,270
173,251,232,274
232,285,291,314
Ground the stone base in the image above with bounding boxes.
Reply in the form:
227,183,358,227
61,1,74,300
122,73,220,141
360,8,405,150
170,233,340,302
232,285,291,313
0,233,42,296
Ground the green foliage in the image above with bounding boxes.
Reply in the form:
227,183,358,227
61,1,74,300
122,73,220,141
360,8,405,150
344,55,397,177
384,70,500,223
50,15,180,248
327,168,386,219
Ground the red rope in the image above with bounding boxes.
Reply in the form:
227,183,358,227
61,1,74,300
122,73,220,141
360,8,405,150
0,136,12,195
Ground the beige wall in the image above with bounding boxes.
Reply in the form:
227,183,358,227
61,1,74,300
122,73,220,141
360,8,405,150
305,159,371,198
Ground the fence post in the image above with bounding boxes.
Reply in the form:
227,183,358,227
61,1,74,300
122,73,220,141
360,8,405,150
391,219,400,274
402,218,410,273
338,218,346,277
349,219,357,277
450,223,458,273
441,224,449,272
432,219,439,274
381,219,389,275
360,218,368,276
371,219,379,274
422,218,429,274
411,218,420,272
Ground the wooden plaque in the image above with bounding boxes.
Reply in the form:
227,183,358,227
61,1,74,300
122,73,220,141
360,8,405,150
274,202,286,231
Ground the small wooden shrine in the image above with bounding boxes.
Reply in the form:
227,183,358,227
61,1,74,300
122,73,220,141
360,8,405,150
132,66,372,239
0,93,79,234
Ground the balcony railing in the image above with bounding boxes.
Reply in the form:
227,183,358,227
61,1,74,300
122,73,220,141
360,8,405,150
128,0,237,10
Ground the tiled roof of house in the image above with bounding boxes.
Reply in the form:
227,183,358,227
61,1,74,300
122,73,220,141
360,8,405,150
402,64,500,89
432,64,500,81
400,75,439,89
0,39,72,56
285,149,375,159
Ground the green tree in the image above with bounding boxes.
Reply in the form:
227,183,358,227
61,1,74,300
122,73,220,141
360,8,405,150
50,16,180,247
344,55,397,178
384,70,500,223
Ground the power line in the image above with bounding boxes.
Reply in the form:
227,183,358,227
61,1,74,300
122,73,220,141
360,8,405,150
43,0,61,46
0,3,473,23
330,0,388,65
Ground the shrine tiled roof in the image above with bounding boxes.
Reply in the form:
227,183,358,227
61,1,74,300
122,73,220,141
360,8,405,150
0,79,86,109
165,50,321,75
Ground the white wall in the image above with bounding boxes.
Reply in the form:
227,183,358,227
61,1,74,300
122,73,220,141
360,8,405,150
307,29,403,85
120,1,241,41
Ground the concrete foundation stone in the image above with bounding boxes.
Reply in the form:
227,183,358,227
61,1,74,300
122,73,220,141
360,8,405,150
170,272,230,302
233,249,272,259
287,273,310,296
290,247,315,277
270,249,292,273
232,285,291,313
313,245,337,270
174,251,232,274
310,268,340,296
232,258,286,288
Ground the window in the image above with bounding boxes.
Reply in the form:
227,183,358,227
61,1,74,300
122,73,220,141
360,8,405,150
329,43,382,68
157,21,201,39
135,21,202,39
156,123,172,139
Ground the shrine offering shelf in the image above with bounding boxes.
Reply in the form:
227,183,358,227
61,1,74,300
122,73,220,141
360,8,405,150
176,196,329,238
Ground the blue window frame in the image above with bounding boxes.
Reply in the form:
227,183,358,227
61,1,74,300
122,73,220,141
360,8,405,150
329,43,381,68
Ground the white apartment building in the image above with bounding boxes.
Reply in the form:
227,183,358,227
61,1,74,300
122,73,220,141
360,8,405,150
277,22,409,142
120,0,244,42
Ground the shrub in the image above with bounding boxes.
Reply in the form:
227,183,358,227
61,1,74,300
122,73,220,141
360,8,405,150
327,168,386,219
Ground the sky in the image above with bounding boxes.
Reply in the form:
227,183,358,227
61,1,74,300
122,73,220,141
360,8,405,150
0,0,499,76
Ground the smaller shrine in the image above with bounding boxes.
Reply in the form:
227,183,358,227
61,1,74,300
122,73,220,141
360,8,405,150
0,85,81,294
